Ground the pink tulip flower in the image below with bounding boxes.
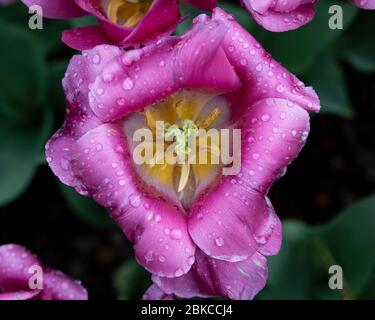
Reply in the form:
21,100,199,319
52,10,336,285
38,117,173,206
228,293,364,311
0,244,88,300
241,0,375,32
351,0,375,9
45,8,320,300
21,0,216,50
241,0,318,32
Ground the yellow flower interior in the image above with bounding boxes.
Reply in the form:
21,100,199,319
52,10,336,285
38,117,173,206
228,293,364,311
106,0,153,28
131,92,226,210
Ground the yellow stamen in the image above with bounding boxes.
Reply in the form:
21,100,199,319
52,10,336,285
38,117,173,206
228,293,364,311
197,108,222,129
106,0,152,28
178,163,191,192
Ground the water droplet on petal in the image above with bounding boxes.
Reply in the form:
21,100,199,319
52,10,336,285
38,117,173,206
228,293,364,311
215,237,224,247
170,228,182,240
129,193,141,207
123,78,134,90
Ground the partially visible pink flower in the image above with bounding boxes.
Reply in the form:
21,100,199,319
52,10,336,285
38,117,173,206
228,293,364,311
21,0,215,50
241,0,318,32
0,0,16,5
0,244,88,300
46,8,319,300
352,0,375,9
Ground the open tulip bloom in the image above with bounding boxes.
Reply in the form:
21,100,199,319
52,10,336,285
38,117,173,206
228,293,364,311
45,7,320,300
20,0,375,44
241,0,375,32
20,0,216,50
0,244,88,300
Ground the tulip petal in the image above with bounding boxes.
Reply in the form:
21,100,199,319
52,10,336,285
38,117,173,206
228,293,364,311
120,0,181,46
0,290,41,300
143,284,174,300
184,0,217,11
0,244,42,292
69,124,196,278
189,98,309,262
62,26,112,50
352,0,375,9
89,20,241,122
46,45,122,187
21,0,86,18
212,7,320,113
241,0,316,32
39,270,88,300
74,0,131,43
153,250,268,300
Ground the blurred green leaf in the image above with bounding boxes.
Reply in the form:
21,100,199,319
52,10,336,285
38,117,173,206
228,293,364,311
113,259,152,300
259,0,358,75
341,12,375,73
316,194,375,296
0,2,70,55
175,4,202,35
258,221,318,299
0,109,53,206
0,19,47,119
48,60,68,114
259,193,375,300
70,16,97,28
218,1,255,31
303,55,353,118
59,184,114,228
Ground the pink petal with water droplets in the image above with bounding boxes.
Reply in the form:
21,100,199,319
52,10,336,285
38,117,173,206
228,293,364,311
89,20,241,122
352,0,375,9
241,0,317,32
46,45,122,187
69,124,196,278
153,250,268,300
21,0,86,18
0,244,42,292
142,284,174,300
213,7,320,113
189,98,309,262
0,244,87,300
39,270,88,300
62,26,112,50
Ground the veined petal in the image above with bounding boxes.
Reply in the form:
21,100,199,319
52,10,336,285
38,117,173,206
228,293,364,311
21,0,86,18
62,26,112,51
46,45,122,187
212,7,320,113
89,20,241,122
74,0,132,42
153,250,268,300
119,0,181,46
239,98,310,194
189,98,308,261
69,124,196,278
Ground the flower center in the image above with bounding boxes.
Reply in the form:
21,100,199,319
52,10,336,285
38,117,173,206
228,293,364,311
165,120,199,159
123,91,230,211
105,0,152,28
